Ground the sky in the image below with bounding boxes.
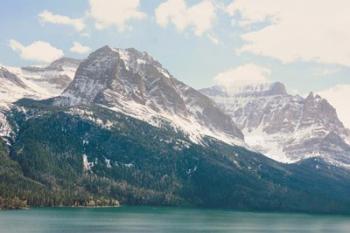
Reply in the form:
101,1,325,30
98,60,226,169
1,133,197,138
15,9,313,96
1,0,350,126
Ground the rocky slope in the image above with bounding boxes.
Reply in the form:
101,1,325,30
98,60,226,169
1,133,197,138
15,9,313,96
10,57,80,97
0,58,80,140
201,83,350,165
54,46,244,145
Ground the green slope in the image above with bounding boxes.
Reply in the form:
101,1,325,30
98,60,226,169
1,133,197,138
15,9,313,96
1,99,350,213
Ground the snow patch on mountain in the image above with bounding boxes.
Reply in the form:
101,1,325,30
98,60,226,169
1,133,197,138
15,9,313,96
0,58,80,141
1,58,79,101
55,46,244,146
201,83,350,166
0,111,12,140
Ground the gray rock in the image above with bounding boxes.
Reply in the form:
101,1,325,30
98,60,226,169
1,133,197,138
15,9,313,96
56,46,244,142
201,82,350,165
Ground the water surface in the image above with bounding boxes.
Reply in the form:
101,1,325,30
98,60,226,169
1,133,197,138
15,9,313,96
0,206,349,233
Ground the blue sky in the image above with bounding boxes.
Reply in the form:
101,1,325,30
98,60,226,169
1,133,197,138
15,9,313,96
1,0,350,98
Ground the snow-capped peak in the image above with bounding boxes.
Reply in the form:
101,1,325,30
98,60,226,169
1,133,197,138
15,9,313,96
201,82,287,98
55,46,244,146
0,58,80,140
201,82,350,166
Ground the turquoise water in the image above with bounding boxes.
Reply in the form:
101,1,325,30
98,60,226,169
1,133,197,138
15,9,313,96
0,207,350,233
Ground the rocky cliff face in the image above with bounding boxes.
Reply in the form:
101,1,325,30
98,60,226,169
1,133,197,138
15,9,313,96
55,46,244,145
201,83,350,165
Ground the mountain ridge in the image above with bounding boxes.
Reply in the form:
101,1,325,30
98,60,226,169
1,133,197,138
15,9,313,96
54,45,244,145
200,82,350,165
1,46,350,212
0,57,80,140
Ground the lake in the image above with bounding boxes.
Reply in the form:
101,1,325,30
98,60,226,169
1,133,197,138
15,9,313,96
0,206,350,233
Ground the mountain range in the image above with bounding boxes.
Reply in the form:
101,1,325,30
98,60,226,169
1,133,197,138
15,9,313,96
200,83,350,166
54,46,244,145
0,57,79,140
1,46,350,212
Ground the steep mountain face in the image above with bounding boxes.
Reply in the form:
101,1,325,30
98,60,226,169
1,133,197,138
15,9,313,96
55,46,243,144
201,82,350,165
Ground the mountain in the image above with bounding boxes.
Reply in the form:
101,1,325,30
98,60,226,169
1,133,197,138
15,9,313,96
0,66,35,139
12,57,80,97
54,46,244,145
0,57,80,104
0,66,38,105
3,97,350,212
1,46,350,213
200,82,350,165
0,58,80,140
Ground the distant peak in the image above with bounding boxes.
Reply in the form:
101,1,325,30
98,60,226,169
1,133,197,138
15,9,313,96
203,82,288,97
306,92,321,101
199,86,227,97
48,57,81,67
93,46,138,53
92,46,149,58
91,45,116,55
270,82,288,95
51,57,81,63
100,45,114,51
125,47,141,54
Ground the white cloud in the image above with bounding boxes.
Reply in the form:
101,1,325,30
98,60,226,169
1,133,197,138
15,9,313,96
207,34,219,44
70,42,91,54
9,40,63,63
314,67,341,77
318,85,350,128
227,0,350,66
39,10,85,32
88,0,146,31
214,63,271,91
155,0,216,36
